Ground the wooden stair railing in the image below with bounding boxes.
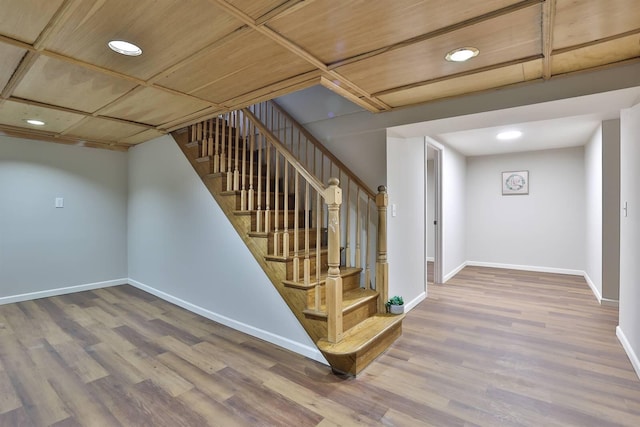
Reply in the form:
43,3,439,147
175,106,402,376
248,100,389,309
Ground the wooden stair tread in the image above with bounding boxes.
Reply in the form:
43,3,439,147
304,288,377,317
283,267,361,289
316,313,404,355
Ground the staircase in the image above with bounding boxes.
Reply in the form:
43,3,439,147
171,101,403,376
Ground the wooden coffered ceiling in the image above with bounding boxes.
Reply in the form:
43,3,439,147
1,0,639,151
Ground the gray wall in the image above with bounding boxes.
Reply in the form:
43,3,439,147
127,135,323,362
466,147,585,272
0,136,128,301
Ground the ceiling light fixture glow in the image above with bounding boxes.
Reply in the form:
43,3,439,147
108,40,142,56
25,119,46,126
497,130,523,140
445,47,479,62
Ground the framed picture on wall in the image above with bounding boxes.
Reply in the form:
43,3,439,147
502,170,529,195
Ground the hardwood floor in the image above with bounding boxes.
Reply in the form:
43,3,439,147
1,267,639,426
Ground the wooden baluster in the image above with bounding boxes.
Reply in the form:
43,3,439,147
283,159,289,258
303,181,310,287
273,151,280,256
240,115,248,211
315,192,321,311
325,177,343,343
264,140,271,233
355,187,361,270
248,120,255,211
376,185,389,314
226,112,233,191
190,124,196,143
293,171,300,282
213,117,220,173
208,119,214,159
365,197,372,290
256,133,263,233
220,113,227,174
345,178,351,267
233,111,240,191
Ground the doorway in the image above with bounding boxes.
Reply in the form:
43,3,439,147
426,139,443,286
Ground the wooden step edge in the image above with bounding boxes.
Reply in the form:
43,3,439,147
283,267,362,289
186,141,199,148
316,314,404,355
247,231,269,239
196,156,210,163
264,248,328,263
205,172,224,179
303,289,378,318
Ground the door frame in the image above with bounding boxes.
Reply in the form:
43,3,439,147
425,137,444,285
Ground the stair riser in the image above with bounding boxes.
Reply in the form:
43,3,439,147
251,210,311,232
269,228,323,254
285,251,328,281
343,298,378,331
306,274,361,308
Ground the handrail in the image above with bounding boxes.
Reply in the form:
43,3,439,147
242,108,326,194
269,100,376,199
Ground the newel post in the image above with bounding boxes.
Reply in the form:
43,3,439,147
325,177,343,343
376,185,389,313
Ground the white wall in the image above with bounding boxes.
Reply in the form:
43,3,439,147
466,147,585,273
442,143,467,280
618,102,640,377
386,137,426,307
0,136,128,302
127,135,322,362
585,126,603,296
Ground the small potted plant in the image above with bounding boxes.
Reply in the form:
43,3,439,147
386,296,404,314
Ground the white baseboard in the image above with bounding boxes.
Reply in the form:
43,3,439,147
405,292,426,312
583,272,603,303
128,279,328,365
601,298,619,308
443,261,467,283
466,261,583,276
617,326,640,380
0,278,127,306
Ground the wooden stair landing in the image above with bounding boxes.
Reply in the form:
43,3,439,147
318,314,405,376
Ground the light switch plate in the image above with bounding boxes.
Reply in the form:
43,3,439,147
55,197,64,208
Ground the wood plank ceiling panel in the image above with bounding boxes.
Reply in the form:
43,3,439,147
13,56,137,113
379,59,543,107
65,117,149,142
227,0,291,20
336,4,542,96
41,0,243,80
0,0,65,43
158,30,315,104
553,0,640,50
98,87,211,127
0,43,27,91
552,34,640,75
268,0,524,64
0,100,85,133
119,129,165,145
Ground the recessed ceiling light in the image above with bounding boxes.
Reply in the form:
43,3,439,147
25,119,46,126
497,130,523,140
445,47,479,62
108,40,142,56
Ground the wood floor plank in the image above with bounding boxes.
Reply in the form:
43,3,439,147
1,274,640,426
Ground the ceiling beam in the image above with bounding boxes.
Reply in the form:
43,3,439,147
207,0,389,112
255,0,312,25
0,123,129,151
328,0,544,70
0,51,40,99
542,0,557,79
551,27,640,55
